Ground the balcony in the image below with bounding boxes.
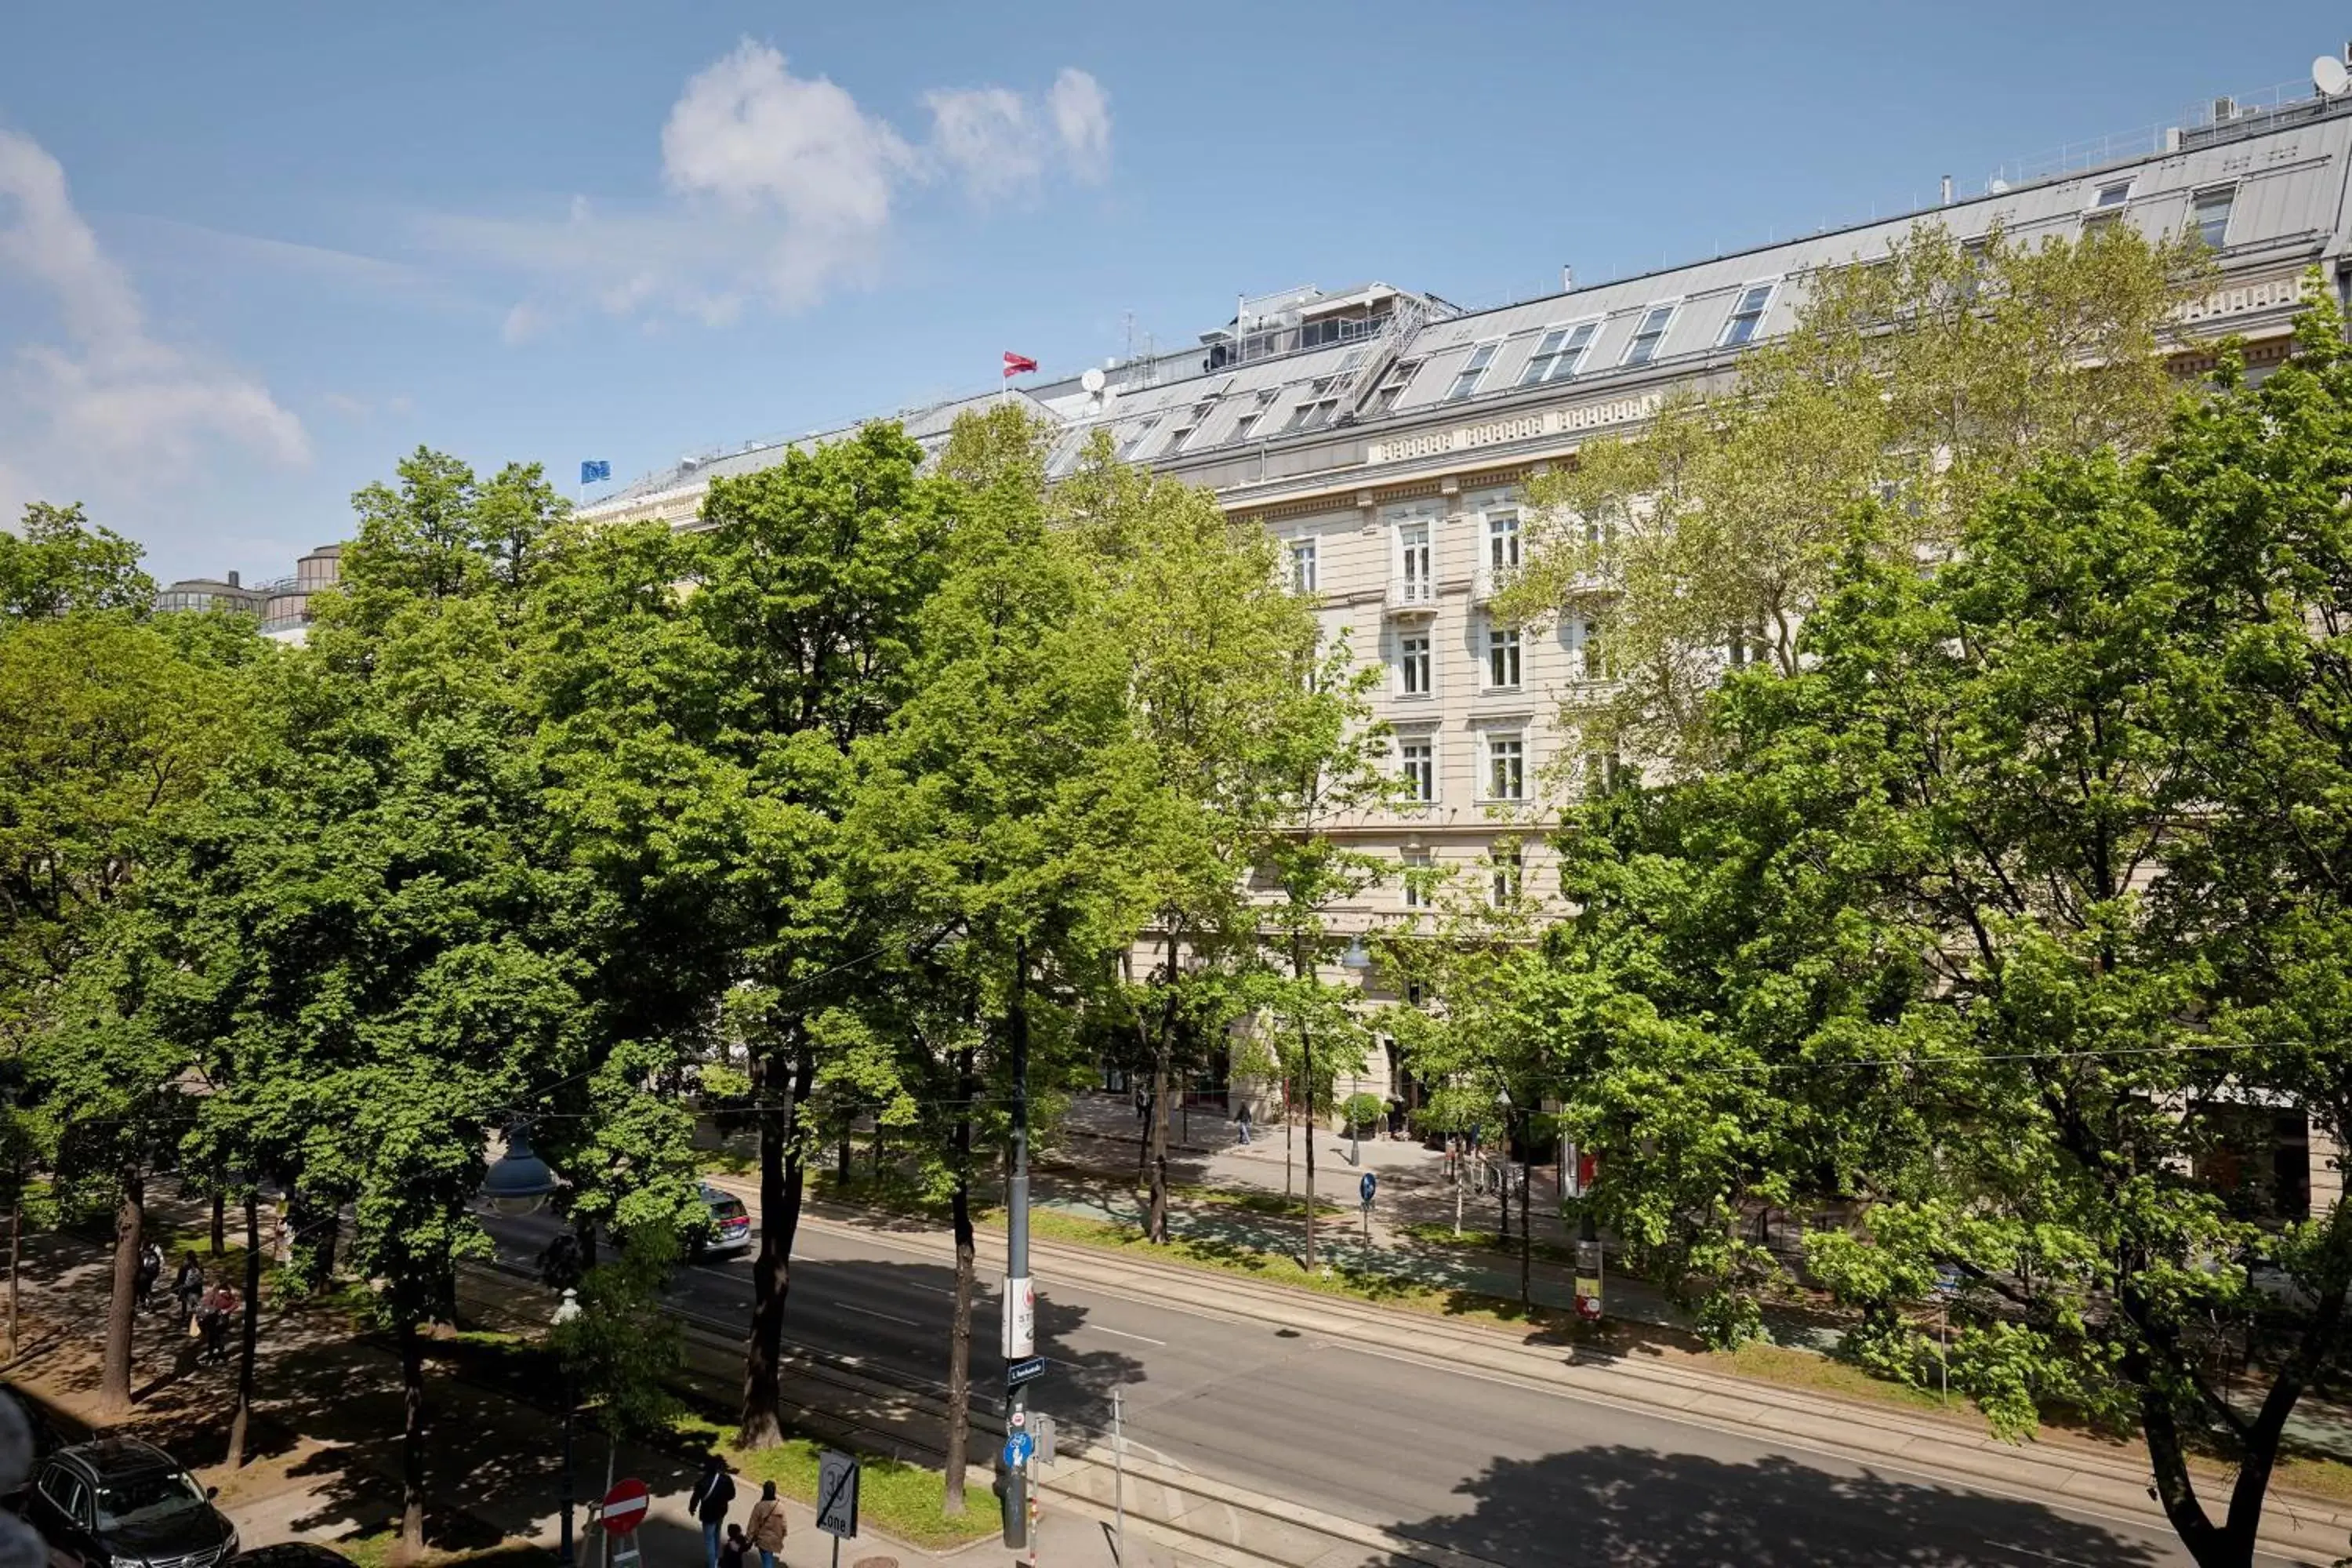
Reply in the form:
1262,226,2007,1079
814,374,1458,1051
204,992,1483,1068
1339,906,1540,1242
1384,576,1439,616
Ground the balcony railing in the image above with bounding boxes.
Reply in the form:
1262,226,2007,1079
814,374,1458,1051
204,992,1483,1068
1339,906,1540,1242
1384,576,1438,614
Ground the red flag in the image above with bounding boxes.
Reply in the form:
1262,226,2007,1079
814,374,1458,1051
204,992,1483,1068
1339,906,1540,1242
1002,351,1039,378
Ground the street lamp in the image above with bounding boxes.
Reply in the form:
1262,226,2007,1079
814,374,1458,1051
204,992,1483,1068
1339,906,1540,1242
552,1287,582,1568
483,1124,559,1217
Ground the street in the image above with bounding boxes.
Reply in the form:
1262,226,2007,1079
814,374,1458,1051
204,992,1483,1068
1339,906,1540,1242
481,1208,2312,1568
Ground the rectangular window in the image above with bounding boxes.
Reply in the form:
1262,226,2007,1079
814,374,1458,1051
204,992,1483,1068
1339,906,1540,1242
1487,512,1521,572
1624,303,1676,365
1372,361,1422,413
1398,521,1432,597
1520,321,1599,384
1487,735,1525,801
1401,851,1432,909
1230,388,1278,443
1289,540,1318,594
1580,616,1611,681
1490,844,1523,905
1445,342,1500,401
1400,739,1436,804
1399,632,1432,695
2091,178,2132,209
1287,381,1341,430
2193,185,2235,250
1118,419,1160,459
1167,399,1217,452
1719,282,1775,348
1586,750,1623,798
1487,626,1521,689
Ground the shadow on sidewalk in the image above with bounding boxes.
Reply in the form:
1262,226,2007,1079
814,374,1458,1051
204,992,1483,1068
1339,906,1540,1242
1372,1444,2169,1568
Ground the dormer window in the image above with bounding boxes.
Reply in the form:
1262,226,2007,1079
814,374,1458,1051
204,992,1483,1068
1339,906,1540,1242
1519,321,1600,385
1445,342,1501,401
1623,303,1677,366
1719,282,1777,349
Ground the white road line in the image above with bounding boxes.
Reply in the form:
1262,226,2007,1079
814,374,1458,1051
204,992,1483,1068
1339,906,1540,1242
826,1300,921,1328
1083,1325,1167,1345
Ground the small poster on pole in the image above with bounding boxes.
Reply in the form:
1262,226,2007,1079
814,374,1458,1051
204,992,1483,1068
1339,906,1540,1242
1001,1275,1035,1358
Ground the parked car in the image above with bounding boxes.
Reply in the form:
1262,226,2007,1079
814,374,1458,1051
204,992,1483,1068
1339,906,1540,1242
693,1182,753,1259
21,1438,237,1568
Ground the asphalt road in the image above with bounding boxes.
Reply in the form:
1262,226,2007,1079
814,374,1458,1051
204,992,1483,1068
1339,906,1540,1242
481,1210,2310,1568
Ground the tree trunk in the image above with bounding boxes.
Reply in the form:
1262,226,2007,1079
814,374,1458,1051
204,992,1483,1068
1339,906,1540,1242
210,1190,225,1256
229,1192,261,1467
573,1211,598,1274
942,1049,978,1515
7,1192,20,1362
1146,1058,1171,1245
100,1166,143,1414
397,1317,427,1555
740,1046,813,1447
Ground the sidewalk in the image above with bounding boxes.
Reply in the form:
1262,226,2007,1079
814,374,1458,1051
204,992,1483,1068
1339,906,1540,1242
0,1192,1120,1568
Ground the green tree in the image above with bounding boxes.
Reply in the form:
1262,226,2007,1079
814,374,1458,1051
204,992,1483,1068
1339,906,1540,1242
687,424,957,1447
1056,437,1329,1244
0,501,154,622
1536,302,2352,1567
1497,221,2209,775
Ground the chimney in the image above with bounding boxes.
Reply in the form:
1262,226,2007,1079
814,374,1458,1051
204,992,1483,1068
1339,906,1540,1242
1560,263,1575,292
1940,174,1953,206
227,570,240,589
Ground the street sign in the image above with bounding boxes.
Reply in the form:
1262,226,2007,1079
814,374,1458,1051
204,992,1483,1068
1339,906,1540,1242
1359,1171,1377,1207
599,1478,649,1537
1001,1275,1036,1358
815,1450,860,1541
1003,1430,1036,1468
1006,1355,1047,1389
1933,1267,1962,1300
1033,1413,1056,1465
1573,1237,1605,1324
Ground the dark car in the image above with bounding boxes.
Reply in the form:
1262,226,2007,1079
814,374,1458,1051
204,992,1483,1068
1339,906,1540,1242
235,1545,350,1568
22,1438,237,1568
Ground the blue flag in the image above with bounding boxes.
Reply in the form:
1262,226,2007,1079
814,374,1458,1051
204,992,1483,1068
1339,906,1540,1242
580,459,611,485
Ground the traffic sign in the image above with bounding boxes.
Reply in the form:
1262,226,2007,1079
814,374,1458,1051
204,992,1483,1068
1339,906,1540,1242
1006,1355,1047,1389
815,1450,860,1541
1359,1171,1377,1207
599,1478,649,1537
1003,1430,1036,1468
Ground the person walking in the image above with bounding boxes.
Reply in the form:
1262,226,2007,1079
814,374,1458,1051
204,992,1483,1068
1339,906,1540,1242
198,1279,237,1365
134,1242,163,1312
1235,1102,1253,1146
746,1480,786,1568
688,1454,735,1568
170,1252,205,1330
716,1523,750,1568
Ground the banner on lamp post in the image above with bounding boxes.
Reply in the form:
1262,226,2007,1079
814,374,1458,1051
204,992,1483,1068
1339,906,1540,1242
1002,1275,1035,1358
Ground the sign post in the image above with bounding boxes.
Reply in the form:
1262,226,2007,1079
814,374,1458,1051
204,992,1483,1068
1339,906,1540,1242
815,1450,860,1568
598,1478,648,1568
1358,1171,1377,1244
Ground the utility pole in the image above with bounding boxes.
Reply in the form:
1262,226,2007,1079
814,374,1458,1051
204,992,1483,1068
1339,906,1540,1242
1000,939,1036,1554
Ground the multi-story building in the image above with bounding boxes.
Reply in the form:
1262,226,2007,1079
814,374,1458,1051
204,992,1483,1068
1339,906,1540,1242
582,65,2350,1203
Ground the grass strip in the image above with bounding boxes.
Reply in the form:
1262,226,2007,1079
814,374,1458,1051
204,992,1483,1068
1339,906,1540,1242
668,1416,997,1550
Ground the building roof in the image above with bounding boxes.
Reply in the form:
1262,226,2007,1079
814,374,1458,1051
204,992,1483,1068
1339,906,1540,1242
583,79,2352,527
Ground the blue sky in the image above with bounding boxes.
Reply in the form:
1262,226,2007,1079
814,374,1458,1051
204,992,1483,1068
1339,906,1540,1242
0,2,2344,582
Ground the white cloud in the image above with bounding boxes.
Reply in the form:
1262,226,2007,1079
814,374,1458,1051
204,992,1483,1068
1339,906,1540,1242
0,129,307,506
426,42,1112,336
1047,70,1112,185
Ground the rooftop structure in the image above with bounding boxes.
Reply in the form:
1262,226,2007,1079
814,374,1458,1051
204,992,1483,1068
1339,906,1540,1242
154,543,343,643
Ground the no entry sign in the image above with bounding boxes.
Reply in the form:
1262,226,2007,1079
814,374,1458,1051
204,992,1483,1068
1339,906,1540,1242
601,1477,650,1537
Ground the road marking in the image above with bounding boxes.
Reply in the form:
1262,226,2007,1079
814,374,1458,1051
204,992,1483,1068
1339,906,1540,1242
827,1300,921,1328
1083,1325,1166,1345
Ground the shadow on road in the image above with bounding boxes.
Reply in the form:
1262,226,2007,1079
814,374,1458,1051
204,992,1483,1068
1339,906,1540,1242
1373,1444,2171,1568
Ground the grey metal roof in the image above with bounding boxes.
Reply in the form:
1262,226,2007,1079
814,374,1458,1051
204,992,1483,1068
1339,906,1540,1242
584,86,2352,521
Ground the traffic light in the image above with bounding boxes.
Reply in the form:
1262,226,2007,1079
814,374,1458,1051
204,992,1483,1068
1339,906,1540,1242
995,1460,1029,1549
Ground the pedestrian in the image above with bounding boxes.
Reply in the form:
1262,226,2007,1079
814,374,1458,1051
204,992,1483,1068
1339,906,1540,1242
199,1279,237,1365
717,1523,750,1568
171,1251,205,1330
1235,1102,1253,1146
688,1453,735,1568
1386,1098,1406,1141
746,1480,786,1568
134,1241,162,1312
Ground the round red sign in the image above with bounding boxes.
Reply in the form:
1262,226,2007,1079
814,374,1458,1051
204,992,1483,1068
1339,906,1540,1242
601,1477,651,1537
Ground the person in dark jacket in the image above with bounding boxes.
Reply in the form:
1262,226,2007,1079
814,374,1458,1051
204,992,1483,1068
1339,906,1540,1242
688,1454,735,1568
134,1243,163,1311
170,1253,205,1330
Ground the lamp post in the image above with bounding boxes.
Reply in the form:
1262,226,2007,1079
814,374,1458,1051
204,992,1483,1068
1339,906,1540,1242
483,1124,558,1217
553,1287,582,1568
1493,1087,1512,1245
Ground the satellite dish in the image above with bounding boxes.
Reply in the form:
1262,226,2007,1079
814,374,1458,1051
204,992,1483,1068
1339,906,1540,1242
1080,367,1105,394
2316,54,2350,97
